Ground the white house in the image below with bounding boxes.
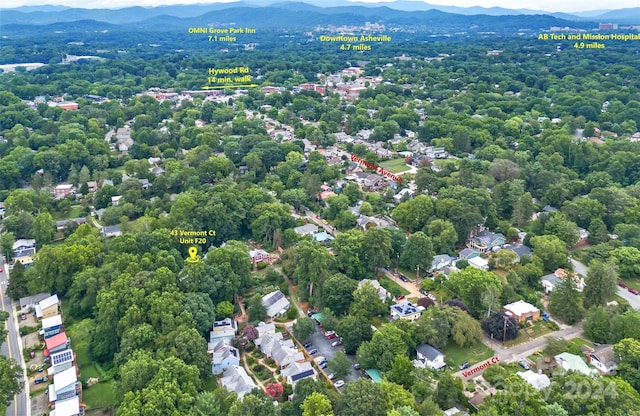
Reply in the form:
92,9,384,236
502,300,540,323
393,188,414,204
415,344,446,370
19,293,51,312
256,321,276,338
12,238,36,259
220,365,258,399
261,290,290,318
249,249,271,264
468,256,489,271
587,344,618,375
101,225,122,238
49,367,79,402
431,254,453,271
294,223,318,236
390,301,424,322
542,269,585,294
50,395,80,416
517,370,550,390
210,318,237,344
42,314,63,339
35,294,59,318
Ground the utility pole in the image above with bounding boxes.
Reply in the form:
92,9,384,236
503,315,508,347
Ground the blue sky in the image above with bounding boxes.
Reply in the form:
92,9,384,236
2,0,636,13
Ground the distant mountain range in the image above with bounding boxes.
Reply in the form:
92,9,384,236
1,1,638,36
3,1,640,20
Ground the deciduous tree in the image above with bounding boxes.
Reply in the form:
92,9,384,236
400,231,434,273
293,317,316,341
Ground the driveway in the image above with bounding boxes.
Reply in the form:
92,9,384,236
382,269,422,298
570,258,640,310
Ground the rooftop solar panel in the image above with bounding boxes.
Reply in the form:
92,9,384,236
52,349,73,366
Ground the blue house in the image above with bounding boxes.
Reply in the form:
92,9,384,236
42,315,63,339
210,339,240,375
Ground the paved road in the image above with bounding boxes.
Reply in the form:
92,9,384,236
484,323,584,364
570,258,640,309
1,260,29,416
382,269,422,298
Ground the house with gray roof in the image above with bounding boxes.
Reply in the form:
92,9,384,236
101,225,122,238
19,293,51,311
358,279,390,302
468,230,505,253
210,339,240,375
459,248,481,261
220,365,258,399
415,344,446,370
518,370,550,390
294,223,318,236
431,254,453,271
587,344,618,375
281,361,317,386
261,290,290,318
502,244,532,262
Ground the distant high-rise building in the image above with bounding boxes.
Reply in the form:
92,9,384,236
599,23,618,30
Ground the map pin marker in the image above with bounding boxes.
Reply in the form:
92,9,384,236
188,246,197,260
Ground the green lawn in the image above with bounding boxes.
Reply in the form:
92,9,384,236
52,205,85,220
504,321,557,346
83,380,116,410
65,318,94,365
378,158,411,173
528,337,593,363
443,341,494,368
378,277,410,296
65,318,113,407
378,158,406,167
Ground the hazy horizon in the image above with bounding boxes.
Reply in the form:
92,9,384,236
0,0,636,14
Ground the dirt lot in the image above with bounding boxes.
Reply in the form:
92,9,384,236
31,388,49,416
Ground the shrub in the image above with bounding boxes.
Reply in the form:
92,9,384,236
456,259,469,269
421,278,435,291
257,261,268,270
286,307,298,319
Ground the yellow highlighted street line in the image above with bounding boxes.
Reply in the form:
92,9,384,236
201,84,258,89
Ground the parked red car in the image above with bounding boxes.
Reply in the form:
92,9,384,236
618,281,627,288
628,288,639,295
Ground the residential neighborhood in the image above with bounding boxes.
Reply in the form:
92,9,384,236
1,2,640,415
